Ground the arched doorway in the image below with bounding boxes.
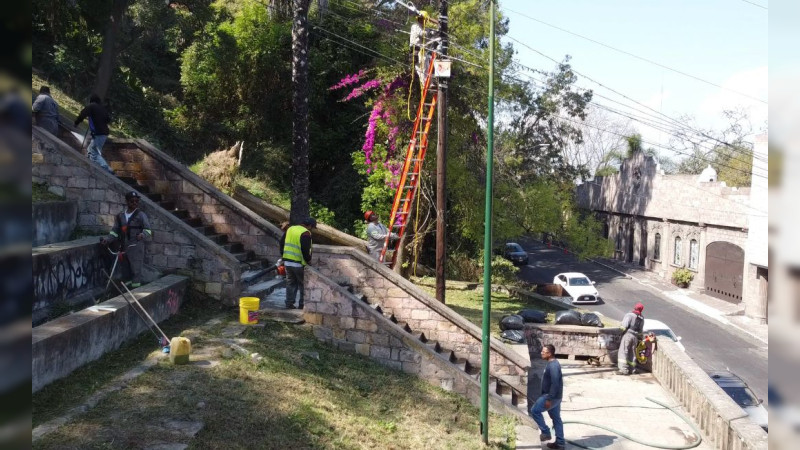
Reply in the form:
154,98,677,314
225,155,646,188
705,242,744,303
626,223,635,263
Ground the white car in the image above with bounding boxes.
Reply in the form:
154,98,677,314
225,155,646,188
552,272,600,304
708,371,768,431
643,319,685,352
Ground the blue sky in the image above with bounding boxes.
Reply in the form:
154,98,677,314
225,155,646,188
499,0,768,150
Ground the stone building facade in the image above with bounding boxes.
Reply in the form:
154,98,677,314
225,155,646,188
576,147,767,322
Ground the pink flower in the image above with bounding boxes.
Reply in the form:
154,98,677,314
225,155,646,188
329,69,367,91
343,79,382,102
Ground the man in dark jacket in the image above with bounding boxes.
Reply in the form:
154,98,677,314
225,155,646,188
31,86,59,135
279,217,316,309
101,191,153,288
530,344,565,449
617,302,645,375
75,93,114,174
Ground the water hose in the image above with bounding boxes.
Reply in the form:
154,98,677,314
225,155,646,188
561,397,703,449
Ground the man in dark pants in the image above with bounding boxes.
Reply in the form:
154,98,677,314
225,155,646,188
617,302,645,375
530,344,565,449
101,191,153,288
280,217,316,309
74,93,114,174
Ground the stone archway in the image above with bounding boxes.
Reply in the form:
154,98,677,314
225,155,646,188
705,241,744,303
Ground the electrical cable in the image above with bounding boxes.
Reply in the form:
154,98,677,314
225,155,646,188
502,7,766,105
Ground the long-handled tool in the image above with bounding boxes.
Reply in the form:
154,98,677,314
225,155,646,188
103,242,137,293
102,269,171,350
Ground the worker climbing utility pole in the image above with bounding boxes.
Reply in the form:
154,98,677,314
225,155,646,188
290,0,312,224
435,0,449,304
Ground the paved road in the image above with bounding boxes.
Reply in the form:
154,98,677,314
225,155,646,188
515,239,769,405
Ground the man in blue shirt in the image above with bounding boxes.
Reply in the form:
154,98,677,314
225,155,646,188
530,344,565,449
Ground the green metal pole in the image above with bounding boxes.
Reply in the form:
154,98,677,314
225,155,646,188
480,1,496,445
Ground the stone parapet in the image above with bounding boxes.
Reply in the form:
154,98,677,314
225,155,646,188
32,275,188,392
523,324,622,364
107,139,282,262
304,267,532,422
312,245,530,388
652,340,768,450
32,129,241,301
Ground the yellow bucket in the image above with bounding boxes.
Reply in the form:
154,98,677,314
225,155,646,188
239,297,260,325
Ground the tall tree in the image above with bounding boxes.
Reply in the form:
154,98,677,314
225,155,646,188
93,0,131,99
290,0,312,224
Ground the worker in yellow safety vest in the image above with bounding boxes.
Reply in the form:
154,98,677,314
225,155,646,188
279,217,316,309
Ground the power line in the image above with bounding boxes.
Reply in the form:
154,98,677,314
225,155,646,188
502,7,767,105
740,0,768,10
503,35,764,164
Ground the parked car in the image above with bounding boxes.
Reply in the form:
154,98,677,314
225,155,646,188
552,272,600,304
503,242,529,266
708,371,768,432
642,319,685,352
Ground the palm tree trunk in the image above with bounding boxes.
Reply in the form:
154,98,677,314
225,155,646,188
290,0,312,224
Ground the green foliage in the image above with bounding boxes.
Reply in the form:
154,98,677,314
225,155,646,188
478,254,520,286
671,268,694,287
562,210,613,261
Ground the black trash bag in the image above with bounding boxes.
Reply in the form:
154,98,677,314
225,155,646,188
580,312,604,328
499,314,525,331
518,309,547,323
554,310,582,325
500,329,525,343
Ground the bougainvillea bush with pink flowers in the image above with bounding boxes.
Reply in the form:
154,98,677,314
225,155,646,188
330,70,412,233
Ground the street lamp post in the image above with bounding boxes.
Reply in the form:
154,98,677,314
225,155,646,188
480,0,496,445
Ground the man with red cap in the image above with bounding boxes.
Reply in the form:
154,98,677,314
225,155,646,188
617,302,645,375
364,210,398,261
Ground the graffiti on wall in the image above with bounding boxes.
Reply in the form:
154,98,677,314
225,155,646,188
34,249,107,310
166,289,180,315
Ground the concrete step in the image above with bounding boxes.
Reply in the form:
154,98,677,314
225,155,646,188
243,278,285,299
146,193,163,202
206,234,229,245
183,217,202,227
118,176,137,186
193,225,215,235
171,209,190,219
159,200,176,210
241,267,274,284
223,242,244,253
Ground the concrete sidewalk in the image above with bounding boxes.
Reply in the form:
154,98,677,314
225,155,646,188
515,361,711,449
506,344,709,450
590,257,767,345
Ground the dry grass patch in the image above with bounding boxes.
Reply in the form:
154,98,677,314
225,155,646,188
34,311,517,449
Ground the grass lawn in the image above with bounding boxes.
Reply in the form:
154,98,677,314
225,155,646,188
418,282,618,334
418,285,563,337
33,293,516,449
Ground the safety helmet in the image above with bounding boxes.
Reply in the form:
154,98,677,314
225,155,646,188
418,10,429,20
364,210,375,221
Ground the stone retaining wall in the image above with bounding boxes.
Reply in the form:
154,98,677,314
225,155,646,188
32,128,242,301
652,340,768,450
312,245,530,387
523,324,622,364
304,267,530,421
107,139,282,262
32,275,188,392
33,236,107,325
32,200,77,246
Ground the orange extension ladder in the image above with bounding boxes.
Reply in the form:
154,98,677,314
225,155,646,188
379,52,438,267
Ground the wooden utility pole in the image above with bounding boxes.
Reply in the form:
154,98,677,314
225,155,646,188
435,0,449,304
290,0,312,224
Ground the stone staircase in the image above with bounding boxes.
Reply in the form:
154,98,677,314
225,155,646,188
113,174,281,299
341,282,531,420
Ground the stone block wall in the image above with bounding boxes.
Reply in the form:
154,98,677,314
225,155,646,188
32,129,242,301
107,139,282,262
304,267,529,421
312,245,530,386
33,275,188,392
33,237,108,325
652,340,768,450
523,324,622,364
32,200,78,246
